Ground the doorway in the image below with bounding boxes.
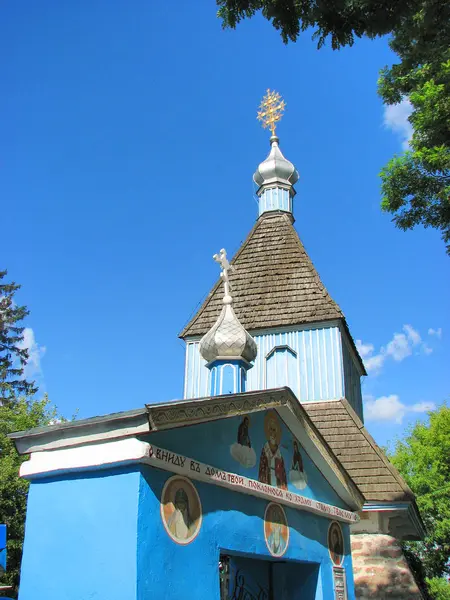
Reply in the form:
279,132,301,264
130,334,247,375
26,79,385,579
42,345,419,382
219,554,319,600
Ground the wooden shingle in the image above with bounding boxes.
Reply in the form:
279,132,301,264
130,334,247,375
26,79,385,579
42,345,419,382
304,399,414,503
180,211,344,337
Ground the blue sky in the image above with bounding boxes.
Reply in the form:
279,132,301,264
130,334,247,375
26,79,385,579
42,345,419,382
1,0,448,448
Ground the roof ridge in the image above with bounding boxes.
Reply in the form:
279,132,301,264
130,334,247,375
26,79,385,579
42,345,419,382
282,213,344,314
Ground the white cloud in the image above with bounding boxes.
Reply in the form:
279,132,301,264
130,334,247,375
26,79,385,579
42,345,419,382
18,327,46,379
355,340,374,359
428,328,442,339
365,395,406,424
365,395,435,424
383,98,413,150
403,324,421,346
357,324,431,375
364,353,386,374
385,332,413,361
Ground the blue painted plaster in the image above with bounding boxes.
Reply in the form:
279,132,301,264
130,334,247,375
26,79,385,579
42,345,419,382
18,468,140,600
0,524,6,574
18,444,355,599
144,409,348,510
137,467,355,600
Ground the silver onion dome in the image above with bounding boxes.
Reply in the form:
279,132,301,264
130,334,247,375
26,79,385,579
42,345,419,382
253,135,299,191
199,301,257,364
199,248,257,365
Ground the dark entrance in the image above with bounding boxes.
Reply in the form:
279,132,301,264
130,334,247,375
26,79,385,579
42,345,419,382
219,554,319,600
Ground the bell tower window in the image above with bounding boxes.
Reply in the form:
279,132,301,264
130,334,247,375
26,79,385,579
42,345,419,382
265,345,298,390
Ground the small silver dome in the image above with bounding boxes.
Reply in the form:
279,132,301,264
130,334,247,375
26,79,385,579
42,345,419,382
199,302,257,364
253,136,299,191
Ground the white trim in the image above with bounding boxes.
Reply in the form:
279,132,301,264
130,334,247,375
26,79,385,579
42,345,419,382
20,439,358,524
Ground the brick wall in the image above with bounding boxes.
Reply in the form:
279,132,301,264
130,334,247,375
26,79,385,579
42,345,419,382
351,534,423,599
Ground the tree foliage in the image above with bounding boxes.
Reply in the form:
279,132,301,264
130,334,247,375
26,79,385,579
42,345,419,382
0,395,63,597
217,0,450,254
0,271,37,403
426,577,450,600
388,405,450,586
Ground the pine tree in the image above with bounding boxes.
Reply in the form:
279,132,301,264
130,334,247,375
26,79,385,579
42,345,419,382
0,271,37,404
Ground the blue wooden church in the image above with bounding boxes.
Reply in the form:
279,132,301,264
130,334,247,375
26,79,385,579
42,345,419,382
11,91,424,600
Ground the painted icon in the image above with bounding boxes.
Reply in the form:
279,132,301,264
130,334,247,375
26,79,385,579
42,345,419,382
328,521,344,566
289,439,308,490
230,415,256,468
161,476,202,545
258,411,287,489
264,502,289,557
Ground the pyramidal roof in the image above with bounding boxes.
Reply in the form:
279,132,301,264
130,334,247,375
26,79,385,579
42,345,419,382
180,211,346,338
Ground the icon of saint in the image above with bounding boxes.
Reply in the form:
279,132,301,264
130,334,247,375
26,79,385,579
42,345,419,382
230,415,256,468
258,412,287,489
267,520,286,556
264,503,289,557
328,522,344,565
289,439,308,490
237,416,251,448
167,487,193,541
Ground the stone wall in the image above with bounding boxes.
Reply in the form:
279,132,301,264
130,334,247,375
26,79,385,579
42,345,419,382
351,534,423,599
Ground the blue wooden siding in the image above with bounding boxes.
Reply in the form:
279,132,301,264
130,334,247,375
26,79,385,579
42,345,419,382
259,186,292,215
341,338,363,420
184,326,345,402
266,346,297,390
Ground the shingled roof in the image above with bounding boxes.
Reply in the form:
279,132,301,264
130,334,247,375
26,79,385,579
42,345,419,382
303,399,414,503
180,211,344,338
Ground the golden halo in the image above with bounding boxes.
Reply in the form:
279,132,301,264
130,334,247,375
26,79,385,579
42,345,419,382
264,411,282,445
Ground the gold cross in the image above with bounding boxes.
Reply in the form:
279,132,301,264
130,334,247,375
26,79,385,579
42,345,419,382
257,89,286,136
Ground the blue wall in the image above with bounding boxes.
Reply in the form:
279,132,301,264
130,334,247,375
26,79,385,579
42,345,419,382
145,410,348,510
19,468,140,600
184,326,364,420
137,467,356,600
18,444,355,599
184,326,345,402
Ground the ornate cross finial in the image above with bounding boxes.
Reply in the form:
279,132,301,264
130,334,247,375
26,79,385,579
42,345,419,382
257,89,286,136
213,248,234,304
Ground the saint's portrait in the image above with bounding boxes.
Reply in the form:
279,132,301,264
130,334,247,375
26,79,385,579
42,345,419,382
328,521,344,566
160,476,202,545
230,415,256,468
264,502,289,557
289,439,308,490
258,411,287,489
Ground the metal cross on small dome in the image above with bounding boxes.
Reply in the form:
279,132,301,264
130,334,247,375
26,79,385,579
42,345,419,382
257,89,286,136
213,248,234,305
